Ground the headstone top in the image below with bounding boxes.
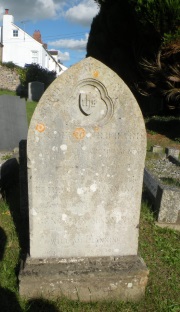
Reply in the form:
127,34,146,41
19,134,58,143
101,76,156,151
28,81,44,102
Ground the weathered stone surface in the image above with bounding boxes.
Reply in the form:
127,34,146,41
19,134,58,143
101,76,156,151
144,166,180,230
20,57,148,301
0,65,21,91
28,81,44,102
156,185,180,224
165,147,180,158
151,145,163,153
19,256,149,302
0,95,28,151
27,57,146,259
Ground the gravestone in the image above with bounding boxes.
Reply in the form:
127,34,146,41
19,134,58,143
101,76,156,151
28,81,44,102
19,57,148,301
143,168,159,202
0,95,28,151
156,184,180,225
165,147,180,159
151,145,163,153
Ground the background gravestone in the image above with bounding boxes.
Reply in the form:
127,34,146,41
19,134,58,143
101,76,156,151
19,57,148,301
0,95,28,151
28,81,44,102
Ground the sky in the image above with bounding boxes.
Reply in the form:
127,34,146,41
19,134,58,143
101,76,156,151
0,0,99,68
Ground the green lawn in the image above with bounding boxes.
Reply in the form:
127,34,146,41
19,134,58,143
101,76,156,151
0,195,180,312
26,100,37,125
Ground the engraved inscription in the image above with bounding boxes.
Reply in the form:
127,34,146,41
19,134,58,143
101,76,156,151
53,235,122,246
79,92,96,116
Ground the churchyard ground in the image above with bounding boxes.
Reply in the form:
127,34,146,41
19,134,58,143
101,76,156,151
0,91,179,311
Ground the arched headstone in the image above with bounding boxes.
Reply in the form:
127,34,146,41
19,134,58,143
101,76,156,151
19,57,148,301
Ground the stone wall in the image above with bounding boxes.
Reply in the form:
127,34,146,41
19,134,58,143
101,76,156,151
0,65,21,91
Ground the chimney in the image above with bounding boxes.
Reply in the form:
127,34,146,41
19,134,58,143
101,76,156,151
5,9,9,14
33,30,43,44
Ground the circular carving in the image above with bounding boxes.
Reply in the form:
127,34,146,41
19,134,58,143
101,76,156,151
73,79,114,127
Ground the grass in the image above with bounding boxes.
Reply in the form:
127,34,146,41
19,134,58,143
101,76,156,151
145,115,180,152
0,89,16,96
0,194,180,312
26,101,37,125
160,177,180,188
1,154,13,161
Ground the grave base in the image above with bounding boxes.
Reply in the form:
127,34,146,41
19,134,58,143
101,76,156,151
155,222,180,231
19,255,149,302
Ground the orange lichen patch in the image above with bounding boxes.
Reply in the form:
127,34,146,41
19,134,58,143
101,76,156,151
94,126,99,132
73,127,86,140
93,70,99,78
36,123,45,133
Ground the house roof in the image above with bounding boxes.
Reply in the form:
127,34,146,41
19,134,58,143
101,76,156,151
49,50,58,56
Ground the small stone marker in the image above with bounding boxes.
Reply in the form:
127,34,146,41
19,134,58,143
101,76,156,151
28,81,44,102
0,95,28,151
19,57,148,301
156,184,180,225
151,145,163,153
165,147,180,159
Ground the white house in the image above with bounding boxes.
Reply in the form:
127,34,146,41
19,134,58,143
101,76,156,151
0,9,67,76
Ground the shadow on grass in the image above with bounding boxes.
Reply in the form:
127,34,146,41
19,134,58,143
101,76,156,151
141,187,158,220
0,220,63,312
145,117,180,141
0,159,59,311
27,299,59,312
0,227,22,312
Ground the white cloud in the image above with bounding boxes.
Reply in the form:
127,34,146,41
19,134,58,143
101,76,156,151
0,0,98,66
58,51,70,62
0,1,99,25
65,0,99,26
0,0,65,22
48,33,89,51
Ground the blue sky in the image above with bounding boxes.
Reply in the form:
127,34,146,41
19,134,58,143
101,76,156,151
0,0,99,68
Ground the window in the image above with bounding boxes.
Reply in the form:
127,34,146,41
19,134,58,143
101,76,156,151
13,30,18,37
31,51,38,64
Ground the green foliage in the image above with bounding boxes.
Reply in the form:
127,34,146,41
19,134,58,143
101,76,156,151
94,0,180,41
134,0,180,39
16,67,27,86
25,64,56,89
1,61,16,69
1,62,56,97
164,28,180,44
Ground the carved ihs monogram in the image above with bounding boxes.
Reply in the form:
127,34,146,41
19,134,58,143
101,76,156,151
79,92,97,116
